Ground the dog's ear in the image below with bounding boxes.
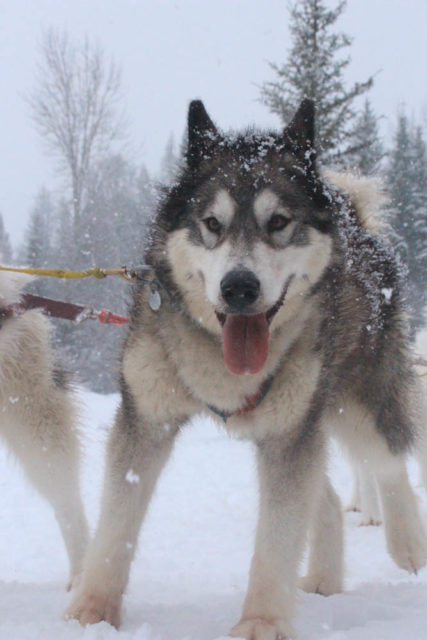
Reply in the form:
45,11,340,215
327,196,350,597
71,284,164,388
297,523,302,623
283,99,316,167
284,100,332,213
187,100,220,170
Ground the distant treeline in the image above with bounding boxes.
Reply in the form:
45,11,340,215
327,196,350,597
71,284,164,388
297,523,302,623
0,3,426,392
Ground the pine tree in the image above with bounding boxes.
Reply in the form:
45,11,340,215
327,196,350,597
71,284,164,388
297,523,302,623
259,0,374,162
387,114,412,261
387,114,427,329
42,154,154,393
346,99,384,175
160,134,180,185
20,188,56,296
137,166,156,246
411,126,427,306
0,213,13,263
24,188,53,267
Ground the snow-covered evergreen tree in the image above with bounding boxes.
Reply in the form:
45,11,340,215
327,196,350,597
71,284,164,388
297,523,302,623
259,0,374,162
24,188,52,267
387,114,427,329
346,99,384,175
387,115,412,261
0,213,13,264
160,134,180,185
410,126,427,315
43,154,154,393
19,188,56,296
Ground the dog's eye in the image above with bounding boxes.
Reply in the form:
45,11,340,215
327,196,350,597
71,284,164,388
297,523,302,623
204,216,222,234
267,213,290,233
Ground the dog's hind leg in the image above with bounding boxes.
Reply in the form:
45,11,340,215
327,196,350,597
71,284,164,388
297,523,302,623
299,474,343,596
414,383,427,492
356,464,382,526
345,457,382,525
376,455,427,573
64,404,183,628
346,459,361,512
332,399,427,573
417,427,427,492
1,389,89,590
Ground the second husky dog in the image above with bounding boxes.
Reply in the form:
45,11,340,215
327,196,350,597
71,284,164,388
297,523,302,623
0,271,88,589
66,100,427,639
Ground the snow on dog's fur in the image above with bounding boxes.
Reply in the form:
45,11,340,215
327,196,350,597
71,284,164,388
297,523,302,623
66,100,427,639
0,270,88,589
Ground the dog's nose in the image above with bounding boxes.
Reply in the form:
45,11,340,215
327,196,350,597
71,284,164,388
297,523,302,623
220,270,260,312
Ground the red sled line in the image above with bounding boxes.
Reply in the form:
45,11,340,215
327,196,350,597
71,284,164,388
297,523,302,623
0,293,129,326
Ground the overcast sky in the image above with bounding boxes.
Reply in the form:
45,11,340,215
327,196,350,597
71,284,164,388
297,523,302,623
0,0,426,247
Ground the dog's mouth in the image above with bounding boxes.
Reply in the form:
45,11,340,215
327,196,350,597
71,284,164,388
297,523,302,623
216,277,293,376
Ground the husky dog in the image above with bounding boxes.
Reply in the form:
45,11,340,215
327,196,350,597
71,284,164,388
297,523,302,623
0,271,88,589
66,100,427,639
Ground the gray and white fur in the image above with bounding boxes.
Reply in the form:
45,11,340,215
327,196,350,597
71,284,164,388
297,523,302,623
66,100,427,639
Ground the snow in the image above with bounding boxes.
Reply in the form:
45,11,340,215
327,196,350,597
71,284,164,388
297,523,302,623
381,287,393,303
0,389,426,639
125,470,140,485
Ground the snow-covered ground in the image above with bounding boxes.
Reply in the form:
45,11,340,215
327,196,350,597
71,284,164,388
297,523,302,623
0,388,426,640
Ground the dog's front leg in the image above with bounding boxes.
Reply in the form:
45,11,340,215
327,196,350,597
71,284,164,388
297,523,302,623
64,404,183,628
230,431,326,640
299,474,343,596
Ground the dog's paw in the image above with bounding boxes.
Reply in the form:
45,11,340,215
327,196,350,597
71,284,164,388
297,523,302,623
229,617,292,640
358,516,381,527
345,503,361,513
387,524,427,574
63,591,122,628
298,573,342,596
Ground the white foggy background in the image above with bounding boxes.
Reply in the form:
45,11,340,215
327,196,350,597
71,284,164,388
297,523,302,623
0,0,426,246
0,4,426,639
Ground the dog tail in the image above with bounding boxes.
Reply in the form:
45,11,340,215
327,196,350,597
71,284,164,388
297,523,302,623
323,169,389,234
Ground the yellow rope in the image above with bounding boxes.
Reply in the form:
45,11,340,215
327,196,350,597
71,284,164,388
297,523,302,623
2,264,427,377
0,264,135,281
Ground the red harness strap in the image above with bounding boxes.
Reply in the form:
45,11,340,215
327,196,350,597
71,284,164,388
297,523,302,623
0,293,129,326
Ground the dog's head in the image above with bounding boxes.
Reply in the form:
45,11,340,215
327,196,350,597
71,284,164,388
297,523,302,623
160,100,337,375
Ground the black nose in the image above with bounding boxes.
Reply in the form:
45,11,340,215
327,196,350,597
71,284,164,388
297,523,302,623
220,270,260,312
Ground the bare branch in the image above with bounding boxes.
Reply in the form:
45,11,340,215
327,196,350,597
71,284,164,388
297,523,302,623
28,28,127,228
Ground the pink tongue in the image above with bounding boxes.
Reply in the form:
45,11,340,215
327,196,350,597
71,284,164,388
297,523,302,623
222,313,270,375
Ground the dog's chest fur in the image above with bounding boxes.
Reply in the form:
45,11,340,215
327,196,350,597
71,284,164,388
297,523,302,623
126,283,322,428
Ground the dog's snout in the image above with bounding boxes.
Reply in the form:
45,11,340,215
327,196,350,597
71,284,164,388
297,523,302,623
220,270,260,312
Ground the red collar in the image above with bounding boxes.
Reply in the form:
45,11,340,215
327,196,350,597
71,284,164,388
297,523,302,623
207,375,274,423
